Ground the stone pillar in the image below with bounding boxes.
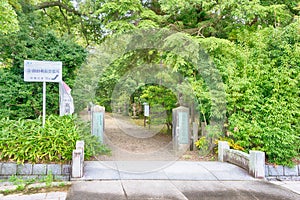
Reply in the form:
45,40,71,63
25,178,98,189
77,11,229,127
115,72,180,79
92,105,105,143
172,106,190,152
249,150,265,178
218,141,230,162
72,149,82,178
76,140,84,174
192,122,199,151
72,141,85,178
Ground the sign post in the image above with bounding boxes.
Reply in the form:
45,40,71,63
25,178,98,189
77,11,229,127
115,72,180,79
43,81,46,126
24,60,62,127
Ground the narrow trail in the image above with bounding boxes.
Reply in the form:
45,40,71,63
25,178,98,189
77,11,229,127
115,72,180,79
99,113,176,161
80,110,215,161
104,114,172,153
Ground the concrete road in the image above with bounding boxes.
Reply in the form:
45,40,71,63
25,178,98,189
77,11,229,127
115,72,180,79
66,180,300,200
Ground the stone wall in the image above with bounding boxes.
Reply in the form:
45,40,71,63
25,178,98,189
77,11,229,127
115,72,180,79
218,141,300,180
218,141,265,178
224,149,250,171
265,164,300,181
0,162,71,181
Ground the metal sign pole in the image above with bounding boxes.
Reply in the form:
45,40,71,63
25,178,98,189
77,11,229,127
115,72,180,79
24,60,62,127
42,81,46,127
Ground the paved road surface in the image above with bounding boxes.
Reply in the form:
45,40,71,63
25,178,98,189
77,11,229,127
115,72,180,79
65,161,300,200
66,180,300,200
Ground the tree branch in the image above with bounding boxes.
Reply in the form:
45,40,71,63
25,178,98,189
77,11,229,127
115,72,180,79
35,1,81,16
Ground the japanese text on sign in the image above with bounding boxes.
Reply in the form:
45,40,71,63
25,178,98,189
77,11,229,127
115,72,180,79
24,60,62,82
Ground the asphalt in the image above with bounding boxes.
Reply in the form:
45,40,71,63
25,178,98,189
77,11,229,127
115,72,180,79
1,161,300,200
76,161,256,181
67,161,300,200
67,180,300,200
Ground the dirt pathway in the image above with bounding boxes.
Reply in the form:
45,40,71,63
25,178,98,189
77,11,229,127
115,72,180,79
80,110,215,161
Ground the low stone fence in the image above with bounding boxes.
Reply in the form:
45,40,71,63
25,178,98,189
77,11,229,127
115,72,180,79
218,141,300,180
223,149,250,171
0,162,71,181
0,140,85,181
266,164,300,181
72,140,84,178
218,141,265,178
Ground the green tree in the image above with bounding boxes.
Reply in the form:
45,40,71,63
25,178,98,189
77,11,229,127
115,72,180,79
0,0,19,34
140,85,177,132
0,6,87,119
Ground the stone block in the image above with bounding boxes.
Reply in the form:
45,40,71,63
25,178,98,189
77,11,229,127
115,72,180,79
62,164,71,175
92,112,104,142
17,163,33,175
172,106,190,151
72,149,82,178
283,166,298,176
249,151,265,178
54,175,70,181
76,140,85,162
1,163,17,175
47,164,62,175
218,141,230,162
32,164,47,175
268,165,284,176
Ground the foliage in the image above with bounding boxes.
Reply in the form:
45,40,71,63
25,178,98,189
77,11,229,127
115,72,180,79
0,174,69,195
1,0,299,166
200,21,300,166
0,115,109,164
140,85,177,131
0,10,87,119
216,137,245,152
195,136,209,154
76,118,111,158
0,0,19,34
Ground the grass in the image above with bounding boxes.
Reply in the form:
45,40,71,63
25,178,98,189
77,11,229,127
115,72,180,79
0,175,71,196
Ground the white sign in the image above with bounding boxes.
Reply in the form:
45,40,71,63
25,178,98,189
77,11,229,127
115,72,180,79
24,60,62,82
144,103,150,117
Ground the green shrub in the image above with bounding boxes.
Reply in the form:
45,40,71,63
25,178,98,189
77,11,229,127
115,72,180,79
0,115,109,164
199,23,300,166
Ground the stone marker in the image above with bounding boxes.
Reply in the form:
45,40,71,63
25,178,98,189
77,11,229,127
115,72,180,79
76,140,85,176
172,106,190,152
92,105,105,142
72,149,82,178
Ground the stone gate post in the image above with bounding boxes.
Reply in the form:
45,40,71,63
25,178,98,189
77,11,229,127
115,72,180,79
172,106,190,152
91,105,105,143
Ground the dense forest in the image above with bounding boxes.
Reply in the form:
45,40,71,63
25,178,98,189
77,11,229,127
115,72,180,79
0,0,299,166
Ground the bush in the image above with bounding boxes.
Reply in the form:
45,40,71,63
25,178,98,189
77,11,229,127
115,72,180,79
199,22,300,166
0,115,109,164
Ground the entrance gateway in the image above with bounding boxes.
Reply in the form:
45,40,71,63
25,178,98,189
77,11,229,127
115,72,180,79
72,103,203,177
72,104,265,180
